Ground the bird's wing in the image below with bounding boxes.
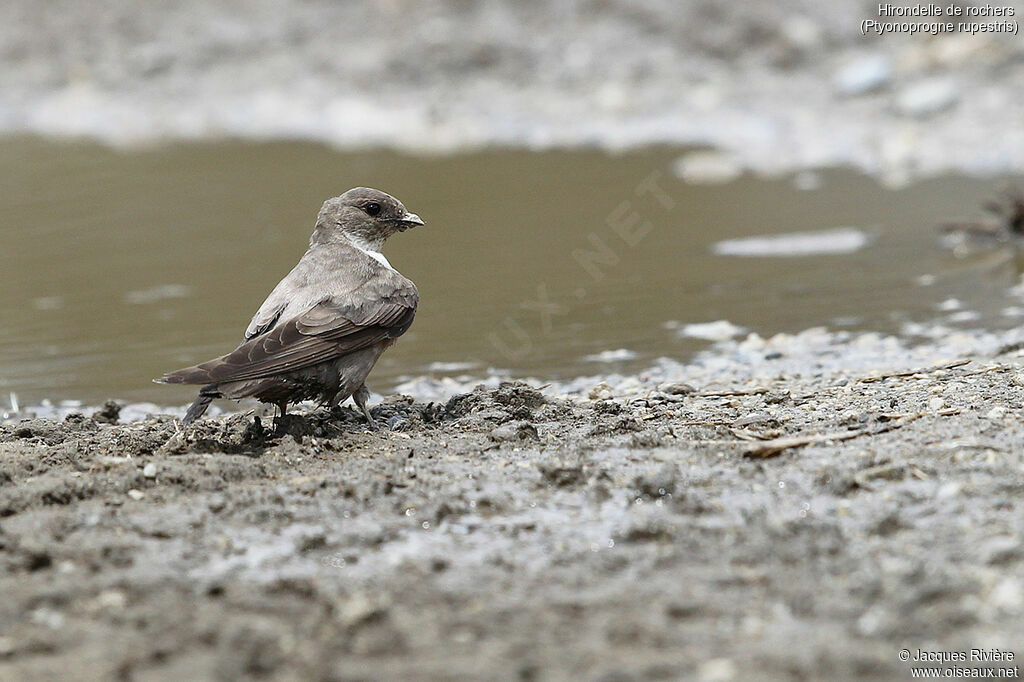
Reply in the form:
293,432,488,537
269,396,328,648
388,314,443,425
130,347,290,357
244,301,286,340
160,279,418,385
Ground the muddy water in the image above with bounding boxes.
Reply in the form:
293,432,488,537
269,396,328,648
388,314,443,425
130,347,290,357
0,137,1020,405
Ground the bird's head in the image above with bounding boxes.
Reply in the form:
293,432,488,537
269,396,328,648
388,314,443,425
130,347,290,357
312,187,424,251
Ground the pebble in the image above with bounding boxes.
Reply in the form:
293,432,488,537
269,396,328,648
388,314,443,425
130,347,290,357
142,462,157,478
835,54,891,96
336,592,389,629
657,382,696,396
589,382,612,401
984,406,1007,420
897,78,958,117
989,577,1024,612
732,411,773,427
697,657,737,682
127,489,145,501
489,422,539,443
94,589,128,612
928,397,946,411
980,536,1022,565
30,607,64,629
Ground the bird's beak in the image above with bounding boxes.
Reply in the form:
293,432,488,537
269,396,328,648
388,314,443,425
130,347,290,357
398,212,424,227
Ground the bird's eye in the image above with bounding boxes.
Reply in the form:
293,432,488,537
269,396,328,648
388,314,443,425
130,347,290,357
364,202,381,216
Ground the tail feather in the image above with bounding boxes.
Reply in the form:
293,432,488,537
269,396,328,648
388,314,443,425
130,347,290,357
155,365,215,385
182,394,215,425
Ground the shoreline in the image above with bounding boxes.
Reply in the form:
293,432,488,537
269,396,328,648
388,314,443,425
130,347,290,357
7,321,1024,423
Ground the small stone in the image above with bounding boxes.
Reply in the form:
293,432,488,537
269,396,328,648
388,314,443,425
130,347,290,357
91,400,122,424
127,489,145,501
928,397,946,411
387,416,411,431
588,382,612,401
489,421,539,443
142,463,158,478
30,607,64,629
337,593,389,629
897,78,958,117
835,53,891,96
95,589,128,612
984,406,1007,420
697,657,736,681
657,382,696,396
732,412,773,428
980,536,1022,565
989,577,1024,612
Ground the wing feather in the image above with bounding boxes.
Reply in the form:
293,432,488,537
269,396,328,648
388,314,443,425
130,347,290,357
160,282,418,386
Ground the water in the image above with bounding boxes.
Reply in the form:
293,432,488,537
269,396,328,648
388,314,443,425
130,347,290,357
1,136,1022,406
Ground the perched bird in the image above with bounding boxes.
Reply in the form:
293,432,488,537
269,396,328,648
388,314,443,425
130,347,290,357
157,187,424,426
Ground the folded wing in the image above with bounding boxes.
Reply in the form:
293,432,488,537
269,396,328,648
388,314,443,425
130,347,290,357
158,286,417,386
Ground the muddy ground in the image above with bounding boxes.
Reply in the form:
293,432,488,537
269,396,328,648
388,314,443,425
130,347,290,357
2,358,1024,681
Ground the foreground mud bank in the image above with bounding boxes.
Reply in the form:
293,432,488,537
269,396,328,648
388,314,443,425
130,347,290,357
2,353,1024,679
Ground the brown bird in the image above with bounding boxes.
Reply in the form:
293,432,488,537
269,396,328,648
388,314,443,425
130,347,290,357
156,187,424,426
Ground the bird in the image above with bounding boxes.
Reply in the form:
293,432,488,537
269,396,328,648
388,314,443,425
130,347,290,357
156,187,424,427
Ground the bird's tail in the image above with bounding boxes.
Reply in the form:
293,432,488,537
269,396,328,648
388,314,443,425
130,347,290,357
183,394,215,426
154,364,216,386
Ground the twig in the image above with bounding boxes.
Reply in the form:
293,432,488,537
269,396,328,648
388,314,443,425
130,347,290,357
742,408,960,458
853,462,906,489
963,364,1016,376
742,428,868,458
729,427,774,441
857,358,970,383
696,387,771,397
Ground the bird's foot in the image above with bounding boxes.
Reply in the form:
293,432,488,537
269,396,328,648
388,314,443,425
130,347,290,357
352,385,378,430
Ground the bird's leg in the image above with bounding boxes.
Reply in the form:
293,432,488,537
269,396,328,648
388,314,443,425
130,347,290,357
273,402,288,431
352,385,377,429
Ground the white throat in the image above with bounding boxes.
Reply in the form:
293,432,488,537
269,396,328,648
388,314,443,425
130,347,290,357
348,236,393,270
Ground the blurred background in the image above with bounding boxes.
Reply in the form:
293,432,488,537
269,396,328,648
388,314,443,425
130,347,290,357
1,0,1023,407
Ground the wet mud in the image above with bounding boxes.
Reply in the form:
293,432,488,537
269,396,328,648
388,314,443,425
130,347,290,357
2,362,1023,679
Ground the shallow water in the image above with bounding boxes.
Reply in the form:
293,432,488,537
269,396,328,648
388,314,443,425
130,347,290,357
1,137,1022,406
